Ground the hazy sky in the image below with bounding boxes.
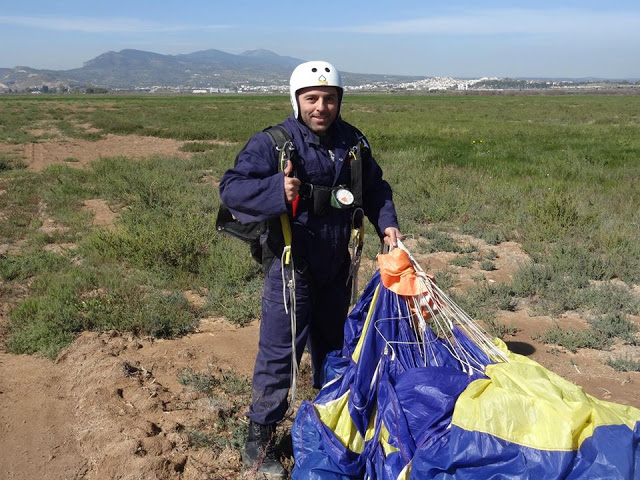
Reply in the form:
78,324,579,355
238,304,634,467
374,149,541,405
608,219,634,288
1,0,639,79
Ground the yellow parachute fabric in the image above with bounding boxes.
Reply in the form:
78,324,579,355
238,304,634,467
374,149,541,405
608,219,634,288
452,340,640,452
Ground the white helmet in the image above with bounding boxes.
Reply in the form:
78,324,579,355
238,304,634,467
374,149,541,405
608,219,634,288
289,61,343,119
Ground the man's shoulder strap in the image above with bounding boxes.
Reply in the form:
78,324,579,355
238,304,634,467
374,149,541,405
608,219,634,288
262,125,295,264
263,125,298,173
263,125,293,151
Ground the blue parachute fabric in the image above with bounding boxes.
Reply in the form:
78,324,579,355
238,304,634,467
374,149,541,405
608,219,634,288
392,314,418,369
291,270,640,479
347,280,410,435
368,357,481,479
292,402,364,480
322,350,350,387
341,270,382,357
409,422,640,479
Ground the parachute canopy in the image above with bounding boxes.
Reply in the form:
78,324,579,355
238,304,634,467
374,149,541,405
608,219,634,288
292,242,640,479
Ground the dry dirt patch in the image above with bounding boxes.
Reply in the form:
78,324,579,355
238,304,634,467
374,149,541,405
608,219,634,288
83,199,119,231
13,134,193,171
0,128,237,172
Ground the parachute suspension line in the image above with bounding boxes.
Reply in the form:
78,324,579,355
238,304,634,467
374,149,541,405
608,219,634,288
375,320,398,363
406,293,474,373
414,278,477,374
429,277,509,364
415,270,502,373
280,245,298,419
408,296,431,367
393,239,509,370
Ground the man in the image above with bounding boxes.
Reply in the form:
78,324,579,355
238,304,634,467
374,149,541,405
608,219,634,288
219,60,401,478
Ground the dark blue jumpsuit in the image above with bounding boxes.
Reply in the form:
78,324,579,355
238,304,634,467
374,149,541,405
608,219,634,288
219,114,399,425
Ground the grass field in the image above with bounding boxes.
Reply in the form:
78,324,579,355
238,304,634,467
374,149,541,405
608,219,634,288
1,93,639,364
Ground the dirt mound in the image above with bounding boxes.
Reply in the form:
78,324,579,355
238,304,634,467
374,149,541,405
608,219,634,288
1,318,262,480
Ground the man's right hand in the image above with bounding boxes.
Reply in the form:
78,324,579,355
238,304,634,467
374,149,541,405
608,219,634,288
283,160,300,203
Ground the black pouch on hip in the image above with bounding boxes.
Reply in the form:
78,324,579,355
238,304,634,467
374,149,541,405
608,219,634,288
312,187,332,216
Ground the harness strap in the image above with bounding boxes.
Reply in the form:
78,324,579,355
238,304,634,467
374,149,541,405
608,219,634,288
278,145,294,265
265,125,296,265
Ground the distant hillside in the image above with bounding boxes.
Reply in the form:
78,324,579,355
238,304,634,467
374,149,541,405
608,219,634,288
0,66,77,91
0,49,426,91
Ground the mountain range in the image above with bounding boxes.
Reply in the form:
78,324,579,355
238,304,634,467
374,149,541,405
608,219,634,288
0,49,425,91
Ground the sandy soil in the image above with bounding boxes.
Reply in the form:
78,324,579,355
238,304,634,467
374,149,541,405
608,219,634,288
1,133,639,480
0,133,192,171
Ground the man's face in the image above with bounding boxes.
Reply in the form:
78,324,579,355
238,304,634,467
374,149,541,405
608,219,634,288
297,86,340,134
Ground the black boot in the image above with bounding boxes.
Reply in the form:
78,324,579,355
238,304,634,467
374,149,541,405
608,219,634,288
242,421,287,479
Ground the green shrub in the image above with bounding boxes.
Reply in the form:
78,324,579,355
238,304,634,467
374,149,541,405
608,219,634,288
421,230,462,253
528,190,582,240
89,208,217,273
480,260,496,271
536,325,609,353
484,317,518,339
582,282,639,316
588,313,638,344
0,154,27,171
511,263,553,297
179,142,222,152
480,230,506,246
547,243,613,283
485,250,498,260
449,255,474,268
533,277,586,316
178,367,251,453
0,156,12,171
6,265,197,358
0,250,69,281
178,367,219,394
433,269,456,291
6,297,79,358
453,282,517,323
606,356,640,372
219,371,252,395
